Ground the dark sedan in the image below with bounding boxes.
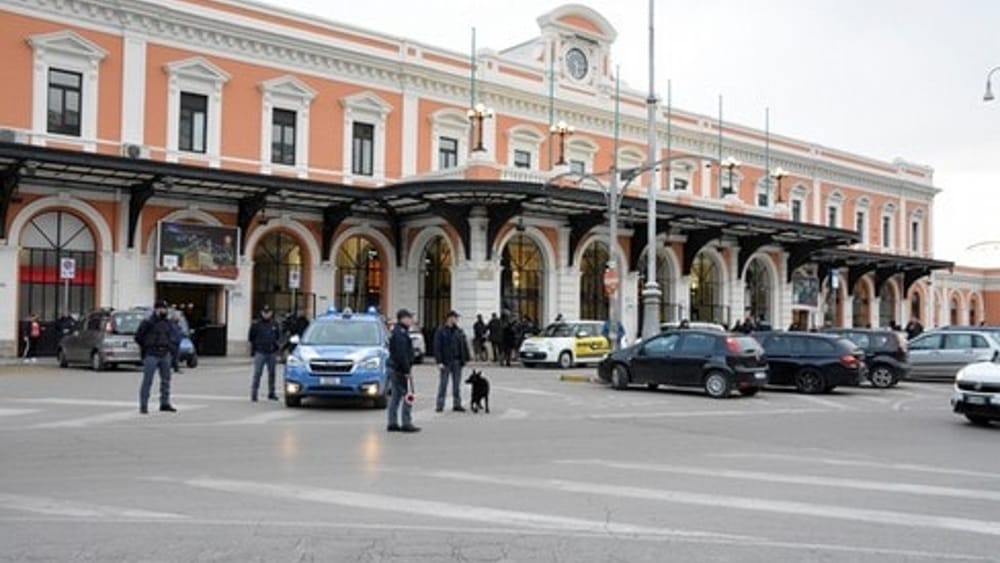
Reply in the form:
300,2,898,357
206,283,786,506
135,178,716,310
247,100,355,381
754,332,864,394
597,330,768,399
822,328,909,388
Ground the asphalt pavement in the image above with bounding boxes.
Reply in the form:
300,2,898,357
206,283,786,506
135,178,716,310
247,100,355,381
0,359,997,562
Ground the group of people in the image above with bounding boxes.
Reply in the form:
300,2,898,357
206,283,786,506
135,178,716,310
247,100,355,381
472,312,538,367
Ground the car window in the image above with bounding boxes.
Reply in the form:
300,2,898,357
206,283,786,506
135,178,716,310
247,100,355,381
763,335,790,356
302,320,383,346
869,334,892,349
732,336,764,354
909,334,942,350
678,333,717,354
847,333,870,348
112,312,146,335
643,334,679,356
944,334,973,350
972,335,990,349
86,314,103,331
789,337,809,355
576,324,593,337
806,338,837,355
542,323,573,338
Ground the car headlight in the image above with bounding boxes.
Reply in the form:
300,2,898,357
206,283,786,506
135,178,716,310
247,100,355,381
287,355,304,368
359,356,381,370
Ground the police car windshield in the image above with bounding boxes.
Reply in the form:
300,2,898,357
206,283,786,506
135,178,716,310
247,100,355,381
112,312,146,335
542,323,573,338
302,319,381,346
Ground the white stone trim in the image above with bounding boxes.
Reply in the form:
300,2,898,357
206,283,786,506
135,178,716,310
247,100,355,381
429,108,470,171
826,190,844,228
165,57,230,167
506,125,546,169
566,135,598,174
340,91,393,183
909,208,925,254
259,75,317,178
27,30,107,152
7,194,112,253
880,202,897,250
329,225,397,313
854,196,871,245
244,216,322,268
401,89,418,177
669,159,697,192
120,33,147,145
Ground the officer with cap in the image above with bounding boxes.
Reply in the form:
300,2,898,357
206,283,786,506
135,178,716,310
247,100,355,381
248,304,281,401
134,300,177,414
433,310,468,412
387,308,420,433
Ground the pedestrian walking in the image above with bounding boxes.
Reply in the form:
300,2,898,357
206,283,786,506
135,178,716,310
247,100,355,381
22,313,41,363
169,309,184,374
487,313,502,364
135,300,177,414
433,310,467,412
473,313,487,362
248,305,280,402
501,315,516,367
387,308,420,433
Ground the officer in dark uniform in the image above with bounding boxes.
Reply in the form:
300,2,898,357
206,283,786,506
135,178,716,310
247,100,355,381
134,300,177,414
248,304,281,402
387,308,420,433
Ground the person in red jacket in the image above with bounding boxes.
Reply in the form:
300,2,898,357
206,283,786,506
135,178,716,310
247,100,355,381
22,314,41,364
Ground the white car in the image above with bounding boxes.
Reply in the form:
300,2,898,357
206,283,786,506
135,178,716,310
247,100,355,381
519,321,611,369
660,321,726,332
951,361,1000,426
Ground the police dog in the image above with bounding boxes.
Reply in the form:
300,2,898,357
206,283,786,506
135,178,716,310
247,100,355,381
465,370,490,414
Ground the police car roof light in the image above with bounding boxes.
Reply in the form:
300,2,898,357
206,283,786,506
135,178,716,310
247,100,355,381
325,305,338,316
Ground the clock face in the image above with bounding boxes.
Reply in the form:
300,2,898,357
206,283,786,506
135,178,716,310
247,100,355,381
565,48,589,80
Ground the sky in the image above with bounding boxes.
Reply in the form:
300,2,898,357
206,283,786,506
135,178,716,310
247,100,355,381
258,0,1000,263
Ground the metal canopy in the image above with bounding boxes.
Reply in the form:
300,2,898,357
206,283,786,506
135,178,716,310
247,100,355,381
811,248,953,296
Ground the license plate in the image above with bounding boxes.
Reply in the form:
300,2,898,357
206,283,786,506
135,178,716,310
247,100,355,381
319,377,340,386
965,395,988,405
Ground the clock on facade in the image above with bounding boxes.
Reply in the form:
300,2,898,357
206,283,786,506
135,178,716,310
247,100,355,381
565,47,589,80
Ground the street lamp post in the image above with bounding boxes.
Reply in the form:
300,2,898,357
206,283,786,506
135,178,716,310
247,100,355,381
467,103,494,152
641,0,660,340
721,156,740,197
549,120,575,166
983,66,1000,102
772,166,789,203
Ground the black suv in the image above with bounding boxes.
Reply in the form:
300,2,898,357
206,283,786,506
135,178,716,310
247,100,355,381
597,330,769,399
754,332,864,394
822,329,909,388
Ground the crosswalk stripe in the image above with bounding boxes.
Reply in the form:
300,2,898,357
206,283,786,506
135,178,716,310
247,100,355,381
788,394,853,410
0,408,40,417
30,405,207,429
713,453,1000,481
499,408,529,420
171,393,249,403
588,407,827,420
11,398,137,408
0,493,185,520
555,459,1000,501
492,386,561,397
427,470,1000,537
179,477,749,540
216,410,300,425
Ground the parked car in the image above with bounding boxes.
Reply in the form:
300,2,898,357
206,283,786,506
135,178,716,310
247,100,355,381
58,308,146,371
409,326,426,363
753,332,864,393
906,330,1000,381
660,321,726,332
821,328,909,388
519,320,611,369
950,361,1000,426
597,330,768,398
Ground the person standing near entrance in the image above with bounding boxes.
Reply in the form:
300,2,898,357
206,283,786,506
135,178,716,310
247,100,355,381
473,314,487,362
248,305,280,402
135,301,177,414
22,313,41,363
387,308,420,433
433,310,467,412
487,313,502,364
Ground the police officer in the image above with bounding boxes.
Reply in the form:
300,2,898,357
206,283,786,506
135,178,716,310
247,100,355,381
135,300,177,414
433,310,467,412
387,308,420,433
248,305,280,402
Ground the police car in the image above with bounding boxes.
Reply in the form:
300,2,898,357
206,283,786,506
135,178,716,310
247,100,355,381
283,307,389,409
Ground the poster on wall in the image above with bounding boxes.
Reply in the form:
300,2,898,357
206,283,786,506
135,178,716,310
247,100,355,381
792,271,819,307
156,221,240,283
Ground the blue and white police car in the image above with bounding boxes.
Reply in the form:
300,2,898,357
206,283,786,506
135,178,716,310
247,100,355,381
283,307,389,409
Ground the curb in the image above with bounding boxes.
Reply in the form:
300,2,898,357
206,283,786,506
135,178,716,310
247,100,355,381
559,373,595,383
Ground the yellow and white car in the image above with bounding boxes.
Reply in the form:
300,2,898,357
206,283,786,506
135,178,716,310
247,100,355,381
519,320,611,369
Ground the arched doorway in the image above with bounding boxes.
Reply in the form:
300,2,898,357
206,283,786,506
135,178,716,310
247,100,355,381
336,235,384,313
879,283,898,328
823,278,844,328
580,240,609,321
18,210,97,355
500,233,544,324
419,236,452,334
950,295,960,326
690,252,724,324
910,290,922,324
744,257,772,324
636,246,678,326
969,294,979,326
253,230,307,317
852,280,871,328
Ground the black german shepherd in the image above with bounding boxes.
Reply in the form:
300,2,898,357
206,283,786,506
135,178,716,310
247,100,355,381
465,370,490,414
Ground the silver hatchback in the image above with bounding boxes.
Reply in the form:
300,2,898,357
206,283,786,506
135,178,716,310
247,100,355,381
58,309,146,371
906,330,1000,381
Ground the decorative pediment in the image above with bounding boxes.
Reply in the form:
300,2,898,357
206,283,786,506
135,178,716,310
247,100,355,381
537,4,617,42
165,56,230,83
340,91,393,117
259,75,317,101
507,124,545,142
27,30,107,60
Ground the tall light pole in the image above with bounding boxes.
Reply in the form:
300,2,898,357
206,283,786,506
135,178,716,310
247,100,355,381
721,156,740,197
983,66,1000,101
608,68,621,349
772,166,789,203
550,120,574,165
641,0,661,340
467,103,494,152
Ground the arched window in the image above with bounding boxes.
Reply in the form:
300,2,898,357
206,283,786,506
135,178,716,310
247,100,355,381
690,253,724,324
637,247,677,325
500,234,544,324
18,210,97,323
419,236,452,332
580,240,609,321
950,296,960,326
252,231,305,316
744,257,772,324
879,284,898,328
336,236,383,313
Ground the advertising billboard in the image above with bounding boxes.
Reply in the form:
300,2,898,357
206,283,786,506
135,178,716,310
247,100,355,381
156,222,240,283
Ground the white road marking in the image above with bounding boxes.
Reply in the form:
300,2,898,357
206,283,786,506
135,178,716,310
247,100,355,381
499,408,529,420
171,393,248,403
428,471,1000,537
492,385,561,397
588,407,827,420
11,398,137,408
714,453,1000,481
556,459,1000,502
180,477,748,540
216,410,301,425
787,394,853,410
0,408,40,417
0,493,185,520
30,405,206,429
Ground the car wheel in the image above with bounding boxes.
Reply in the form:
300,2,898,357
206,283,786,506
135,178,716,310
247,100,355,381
966,414,993,427
610,364,630,390
557,351,573,370
794,369,825,394
90,351,105,372
186,355,198,369
646,382,659,390
869,365,895,389
739,387,760,397
57,349,68,368
704,372,732,399
284,395,302,408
